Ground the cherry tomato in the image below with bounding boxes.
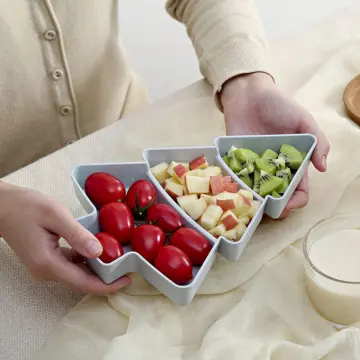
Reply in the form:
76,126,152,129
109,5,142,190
126,180,157,220
131,224,165,263
146,204,182,233
85,172,126,209
169,228,211,265
154,245,193,285
94,232,124,263
99,202,134,244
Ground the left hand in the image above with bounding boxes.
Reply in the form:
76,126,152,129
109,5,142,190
220,72,330,218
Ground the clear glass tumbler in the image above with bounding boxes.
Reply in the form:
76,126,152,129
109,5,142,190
303,214,360,327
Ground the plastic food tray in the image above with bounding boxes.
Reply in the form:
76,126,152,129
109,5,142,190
71,134,316,305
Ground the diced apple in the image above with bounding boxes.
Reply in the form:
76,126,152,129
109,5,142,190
201,166,222,177
210,175,224,195
200,205,223,230
177,194,198,210
151,162,170,183
232,194,251,217
186,169,204,177
209,223,227,237
186,175,210,194
201,194,216,205
165,177,181,185
238,216,250,225
220,210,239,230
223,183,238,193
189,154,208,170
165,180,185,198
223,228,238,241
238,189,253,200
173,164,188,184
183,197,208,220
215,192,239,211
235,223,246,239
222,176,232,184
248,200,261,219
167,161,189,176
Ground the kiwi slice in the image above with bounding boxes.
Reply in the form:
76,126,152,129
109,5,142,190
253,169,260,193
222,155,230,166
229,156,242,173
261,149,278,160
278,144,303,170
276,168,292,193
227,146,238,159
237,168,253,188
300,151,307,160
272,191,281,198
259,170,282,197
235,148,260,172
255,158,286,175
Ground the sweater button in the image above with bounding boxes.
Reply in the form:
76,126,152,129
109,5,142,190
51,69,64,80
44,30,57,41
60,106,72,116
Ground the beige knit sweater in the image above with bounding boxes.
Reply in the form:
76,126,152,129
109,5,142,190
0,0,270,177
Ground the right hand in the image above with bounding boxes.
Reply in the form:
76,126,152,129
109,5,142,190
0,181,131,294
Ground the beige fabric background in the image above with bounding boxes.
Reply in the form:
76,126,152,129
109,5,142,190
1,2,360,359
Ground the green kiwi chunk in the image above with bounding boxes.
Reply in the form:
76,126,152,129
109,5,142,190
222,155,230,166
253,169,260,193
278,144,303,170
276,168,292,193
271,191,281,198
227,146,238,159
229,156,242,173
255,157,286,175
300,151,307,160
259,170,282,197
261,149,278,160
235,148,260,172
237,168,253,188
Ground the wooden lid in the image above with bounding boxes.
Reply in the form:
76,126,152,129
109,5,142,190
344,75,360,125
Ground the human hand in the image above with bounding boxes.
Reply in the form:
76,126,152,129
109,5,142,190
0,181,131,293
220,73,330,218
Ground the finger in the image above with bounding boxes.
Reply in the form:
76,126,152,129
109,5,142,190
43,203,103,259
299,113,330,172
60,247,85,264
50,253,132,294
284,171,309,211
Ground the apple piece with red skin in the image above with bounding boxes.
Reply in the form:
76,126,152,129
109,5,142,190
238,189,253,200
222,176,232,184
223,183,238,193
214,192,239,211
186,169,204,177
164,178,185,198
182,197,208,220
200,204,223,230
210,175,224,196
232,194,252,217
189,155,208,170
151,162,170,184
173,164,188,184
220,210,239,230
167,161,189,177
201,194,216,205
185,175,210,194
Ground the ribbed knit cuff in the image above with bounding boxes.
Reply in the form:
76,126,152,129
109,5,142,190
202,39,273,112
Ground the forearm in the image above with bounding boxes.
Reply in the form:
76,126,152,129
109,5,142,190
166,0,272,94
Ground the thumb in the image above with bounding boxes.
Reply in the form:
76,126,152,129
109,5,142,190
300,112,330,172
44,202,103,258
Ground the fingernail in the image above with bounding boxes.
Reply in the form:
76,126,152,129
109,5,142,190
322,156,327,169
85,238,102,256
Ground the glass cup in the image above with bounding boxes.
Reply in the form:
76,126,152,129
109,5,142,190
303,214,360,328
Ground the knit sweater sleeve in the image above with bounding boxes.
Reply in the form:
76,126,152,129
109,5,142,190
166,0,272,95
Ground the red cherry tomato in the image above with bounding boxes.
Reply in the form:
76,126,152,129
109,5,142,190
146,204,182,233
85,172,126,209
169,228,211,265
131,224,165,263
154,245,193,285
126,180,157,220
94,232,124,264
99,202,134,244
